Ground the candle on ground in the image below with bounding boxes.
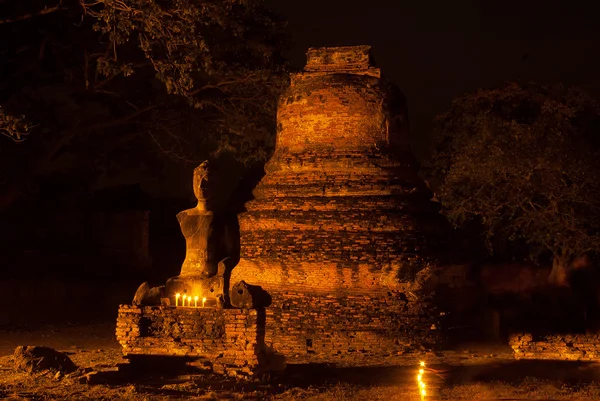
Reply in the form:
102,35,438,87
194,296,199,308
182,294,187,307
175,293,180,307
202,297,207,308
418,361,426,401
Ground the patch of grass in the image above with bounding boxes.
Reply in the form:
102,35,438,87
273,384,415,401
440,378,600,400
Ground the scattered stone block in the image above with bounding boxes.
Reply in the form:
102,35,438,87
13,346,77,375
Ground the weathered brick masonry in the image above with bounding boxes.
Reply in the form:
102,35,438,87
232,45,446,361
116,305,267,376
510,333,600,361
264,292,440,361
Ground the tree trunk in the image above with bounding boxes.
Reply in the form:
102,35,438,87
548,256,570,286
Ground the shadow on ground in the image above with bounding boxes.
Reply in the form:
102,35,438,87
445,359,600,386
84,353,600,399
89,355,446,400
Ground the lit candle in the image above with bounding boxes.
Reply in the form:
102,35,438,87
194,296,199,308
202,297,207,308
182,294,187,307
418,361,426,401
175,293,180,307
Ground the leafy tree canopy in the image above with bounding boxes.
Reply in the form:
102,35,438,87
0,0,288,208
424,82,600,283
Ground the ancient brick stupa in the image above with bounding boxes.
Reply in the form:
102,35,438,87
230,45,446,360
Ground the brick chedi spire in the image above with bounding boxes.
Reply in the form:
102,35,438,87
231,45,446,360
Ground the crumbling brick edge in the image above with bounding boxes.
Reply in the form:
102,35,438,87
116,305,278,378
510,333,600,361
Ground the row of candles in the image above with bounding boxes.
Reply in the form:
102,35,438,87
175,293,207,308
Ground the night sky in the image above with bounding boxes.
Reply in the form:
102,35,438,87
266,0,600,159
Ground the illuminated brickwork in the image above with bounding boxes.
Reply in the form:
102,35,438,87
264,292,440,360
232,45,445,360
116,305,268,376
511,333,600,361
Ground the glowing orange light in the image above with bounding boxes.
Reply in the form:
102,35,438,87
194,295,199,308
175,293,180,307
202,297,207,308
417,361,427,401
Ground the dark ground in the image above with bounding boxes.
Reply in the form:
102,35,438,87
2,322,600,400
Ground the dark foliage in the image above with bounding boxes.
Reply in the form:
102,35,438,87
424,82,600,282
0,0,288,207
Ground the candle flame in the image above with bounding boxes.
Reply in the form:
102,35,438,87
417,361,427,400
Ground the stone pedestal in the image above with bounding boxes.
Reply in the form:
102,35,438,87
116,305,270,377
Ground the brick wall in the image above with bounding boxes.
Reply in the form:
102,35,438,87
276,74,386,153
305,45,377,75
510,333,600,361
237,46,443,289
116,305,268,376
264,291,441,361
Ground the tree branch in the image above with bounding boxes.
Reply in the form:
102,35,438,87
82,104,157,133
0,2,68,25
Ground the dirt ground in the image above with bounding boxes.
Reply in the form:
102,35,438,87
2,323,600,400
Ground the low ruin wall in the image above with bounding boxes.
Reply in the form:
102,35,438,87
264,291,442,362
116,305,268,376
116,293,442,372
510,333,600,361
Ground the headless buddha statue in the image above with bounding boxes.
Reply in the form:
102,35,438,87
166,161,236,308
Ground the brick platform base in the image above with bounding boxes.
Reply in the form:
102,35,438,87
116,305,269,377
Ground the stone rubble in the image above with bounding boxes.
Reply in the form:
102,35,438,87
510,333,600,361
